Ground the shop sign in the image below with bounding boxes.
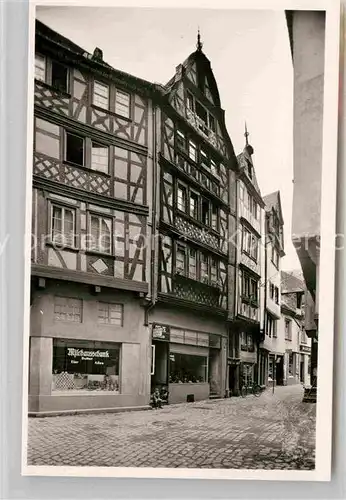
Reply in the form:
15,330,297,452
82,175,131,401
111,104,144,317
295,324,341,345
300,344,311,353
152,324,170,341
67,348,110,366
228,358,240,365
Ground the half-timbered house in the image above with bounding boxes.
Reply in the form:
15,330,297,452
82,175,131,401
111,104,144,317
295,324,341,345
148,36,238,404
228,133,266,396
258,191,285,388
29,21,155,414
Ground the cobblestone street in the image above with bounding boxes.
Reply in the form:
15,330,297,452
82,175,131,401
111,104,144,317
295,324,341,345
27,385,316,470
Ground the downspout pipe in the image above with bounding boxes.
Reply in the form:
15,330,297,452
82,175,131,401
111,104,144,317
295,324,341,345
144,103,158,327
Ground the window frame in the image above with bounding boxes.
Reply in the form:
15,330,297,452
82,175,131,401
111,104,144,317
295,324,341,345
50,203,76,249
115,88,131,119
177,183,188,213
88,212,113,255
91,142,109,174
35,53,46,82
51,60,70,94
65,130,85,167
189,190,199,219
54,296,83,323
175,243,187,276
285,318,292,341
97,302,124,326
93,80,110,110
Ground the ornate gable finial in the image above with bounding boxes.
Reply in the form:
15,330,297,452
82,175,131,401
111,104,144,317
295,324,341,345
197,27,203,52
244,121,254,156
244,121,249,146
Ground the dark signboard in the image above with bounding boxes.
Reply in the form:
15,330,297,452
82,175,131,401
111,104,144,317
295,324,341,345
300,344,311,353
152,324,170,341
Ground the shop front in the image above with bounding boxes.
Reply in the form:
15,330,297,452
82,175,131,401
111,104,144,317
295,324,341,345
150,322,224,404
29,282,151,415
299,344,311,385
268,353,284,386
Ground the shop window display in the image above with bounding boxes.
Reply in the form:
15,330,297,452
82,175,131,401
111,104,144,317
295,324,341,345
52,339,120,394
169,353,207,384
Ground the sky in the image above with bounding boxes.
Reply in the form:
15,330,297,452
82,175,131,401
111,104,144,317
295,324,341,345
36,6,300,271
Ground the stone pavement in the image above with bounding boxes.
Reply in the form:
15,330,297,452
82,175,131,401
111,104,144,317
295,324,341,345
27,384,316,470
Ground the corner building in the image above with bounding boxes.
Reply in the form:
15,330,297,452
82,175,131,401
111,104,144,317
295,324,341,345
30,21,155,414
149,39,238,404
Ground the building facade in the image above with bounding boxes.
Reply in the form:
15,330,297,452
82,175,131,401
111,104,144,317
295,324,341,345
30,21,156,414
228,135,265,395
149,36,238,404
280,271,311,386
258,191,285,387
29,22,238,414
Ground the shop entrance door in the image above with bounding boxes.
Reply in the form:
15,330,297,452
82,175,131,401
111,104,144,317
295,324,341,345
208,349,220,396
300,357,304,383
151,341,169,395
228,365,238,396
276,357,284,385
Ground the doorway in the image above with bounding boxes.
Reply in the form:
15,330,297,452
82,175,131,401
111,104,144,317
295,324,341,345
276,356,284,385
229,365,238,396
151,341,168,393
300,357,304,383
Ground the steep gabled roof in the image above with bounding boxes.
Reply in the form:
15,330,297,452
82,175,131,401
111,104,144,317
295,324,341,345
36,20,156,97
237,147,262,200
281,270,305,293
163,49,221,107
263,190,284,225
